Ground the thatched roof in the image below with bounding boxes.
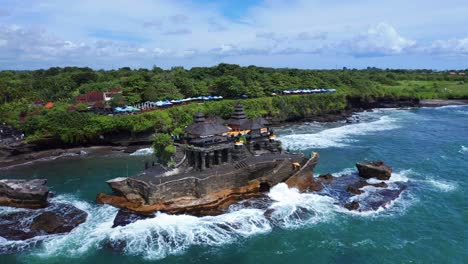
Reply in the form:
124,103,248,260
185,112,229,137
240,117,270,130
205,116,225,126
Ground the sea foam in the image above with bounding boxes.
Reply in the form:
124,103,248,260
15,184,340,260
459,145,468,154
130,147,154,156
278,115,399,150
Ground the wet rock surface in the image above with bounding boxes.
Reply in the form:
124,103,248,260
0,203,87,241
0,179,49,209
112,209,152,228
319,173,406,211
346,180,388,195
356,161,392,180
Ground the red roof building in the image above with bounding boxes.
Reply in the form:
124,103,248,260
75,91,105,104
44,102,54,109
76,88,122,104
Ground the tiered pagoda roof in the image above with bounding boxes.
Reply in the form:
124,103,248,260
227,103,247,127
185,112,230,138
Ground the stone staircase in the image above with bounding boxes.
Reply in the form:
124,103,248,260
234,160,249,169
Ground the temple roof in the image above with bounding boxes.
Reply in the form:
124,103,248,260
185,112,230,137
240,117,270,130
227,103,247,126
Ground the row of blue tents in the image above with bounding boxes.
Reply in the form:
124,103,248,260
140,95,223,107
146,95,224,108
114,95,225,112
114,106,140,113
113,90,336,113
283,88,336,94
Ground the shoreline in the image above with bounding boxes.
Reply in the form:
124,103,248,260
419,99,468,107
0,145,150,170
1,99,466,170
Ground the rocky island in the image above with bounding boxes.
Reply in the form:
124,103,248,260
97,104,406,223
97,103,321,216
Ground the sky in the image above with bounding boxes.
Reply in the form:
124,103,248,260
0,0,467,70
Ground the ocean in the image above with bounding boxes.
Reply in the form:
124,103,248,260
0,105,467,263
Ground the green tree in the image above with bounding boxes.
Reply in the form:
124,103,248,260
152,133,175,165
214,76,245,98
144,81,183,101
110,94,127,107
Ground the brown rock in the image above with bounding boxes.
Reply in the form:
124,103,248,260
356,161,392,180
30,207,87,234
346,184,364,195
285,154,322,192
97,181,264,217
31,212,66,233
0,179,49,208
344,201,360,210
317,173,335,184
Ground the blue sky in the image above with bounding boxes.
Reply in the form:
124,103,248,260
0,0,467,70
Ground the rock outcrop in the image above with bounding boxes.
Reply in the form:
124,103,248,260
0,179,49,208
98,151,320,217
0,203,87,241
356,161,392,180
0,179,88,242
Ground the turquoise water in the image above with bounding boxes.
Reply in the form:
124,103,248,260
0,106,467,263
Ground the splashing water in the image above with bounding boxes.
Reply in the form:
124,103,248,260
14,185,339,260
279,115,399,150
459,145,468,154
130,148,154,156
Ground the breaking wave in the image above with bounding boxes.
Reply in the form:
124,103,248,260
2,184,339,260
366,169,457,193
278,115,399,150
459,145,468,154
4,171,449,260
130,147,154,156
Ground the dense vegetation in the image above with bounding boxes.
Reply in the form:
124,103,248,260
0,64,467,145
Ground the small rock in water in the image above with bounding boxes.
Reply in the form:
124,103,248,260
112,209,152,228
344,201,360,211
317,173,335,184
356,161,392,180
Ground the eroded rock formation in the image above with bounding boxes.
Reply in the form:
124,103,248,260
0,203,87,241
0,179,49,208
0,179,88,242
356,161,392,180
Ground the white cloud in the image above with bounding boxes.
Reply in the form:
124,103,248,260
340,23,416,57
426,38,468,55
0,0,467,69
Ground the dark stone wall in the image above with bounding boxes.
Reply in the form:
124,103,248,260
143,158,301,204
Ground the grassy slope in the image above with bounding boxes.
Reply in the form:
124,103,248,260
378,80,468,99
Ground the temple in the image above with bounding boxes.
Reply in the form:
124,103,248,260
182,103,280,171
99,103,319,216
